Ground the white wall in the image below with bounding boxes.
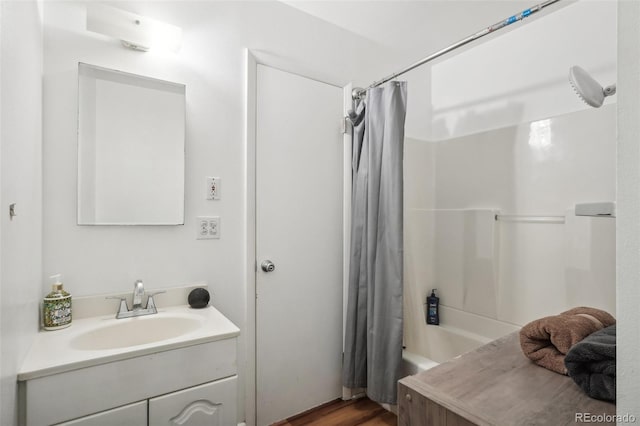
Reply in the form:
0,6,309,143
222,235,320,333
404,0,617,353
616,0,640,418
42,0,396,308
42,2,399,423
430,0,616,141
0,1,43,425
1,2,3,420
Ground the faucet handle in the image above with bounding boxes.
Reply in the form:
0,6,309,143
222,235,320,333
145,291,166,313
105,296,129,315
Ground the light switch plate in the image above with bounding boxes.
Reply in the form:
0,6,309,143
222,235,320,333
196,216,220,239
206,177,221,200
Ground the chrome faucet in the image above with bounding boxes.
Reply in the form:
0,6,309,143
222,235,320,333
132,280,145,310
106,280,166,319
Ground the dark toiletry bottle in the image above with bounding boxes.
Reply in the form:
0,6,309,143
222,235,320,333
426,289,439,325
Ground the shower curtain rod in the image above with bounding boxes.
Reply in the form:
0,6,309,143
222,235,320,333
351,0,563,100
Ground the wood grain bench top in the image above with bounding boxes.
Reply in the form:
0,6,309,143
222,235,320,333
399,331,615,426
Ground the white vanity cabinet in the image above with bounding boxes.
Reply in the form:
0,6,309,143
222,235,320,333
18,305,240,426
53,376,237,426
149,376,237,426
54,401,147,426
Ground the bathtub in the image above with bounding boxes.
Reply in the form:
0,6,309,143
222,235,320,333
402,350,439,376
402,305,521,377
402,323,500,377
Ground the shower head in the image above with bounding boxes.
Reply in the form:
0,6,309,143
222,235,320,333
569,66,616,108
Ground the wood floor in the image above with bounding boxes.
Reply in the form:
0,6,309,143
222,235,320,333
273,397,397,426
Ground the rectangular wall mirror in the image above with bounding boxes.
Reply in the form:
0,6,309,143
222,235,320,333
77,63,185,225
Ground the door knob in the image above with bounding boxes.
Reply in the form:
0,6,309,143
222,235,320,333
261,260,275,272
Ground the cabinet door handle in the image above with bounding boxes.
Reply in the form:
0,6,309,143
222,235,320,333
405,393,412,401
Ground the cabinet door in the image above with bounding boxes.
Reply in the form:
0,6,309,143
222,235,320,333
54,401,146,426
149,376,237,426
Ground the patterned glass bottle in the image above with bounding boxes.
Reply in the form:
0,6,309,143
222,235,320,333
43,274,72,330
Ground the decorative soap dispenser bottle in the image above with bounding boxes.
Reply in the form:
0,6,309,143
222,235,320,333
43,274,72,330
426,289,440,325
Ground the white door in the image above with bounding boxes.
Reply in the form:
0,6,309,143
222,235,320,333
256,64,344,426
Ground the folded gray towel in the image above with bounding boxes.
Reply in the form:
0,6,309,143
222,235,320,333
564,325,616,402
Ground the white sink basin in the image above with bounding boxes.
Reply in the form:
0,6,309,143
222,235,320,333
70,315,204,350
19,305,240,381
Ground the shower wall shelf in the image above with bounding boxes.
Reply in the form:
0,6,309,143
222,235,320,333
494,215,566,224
575,202,616,218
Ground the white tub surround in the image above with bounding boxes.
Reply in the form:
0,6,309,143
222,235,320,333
18,300,239,426
404,106,616,369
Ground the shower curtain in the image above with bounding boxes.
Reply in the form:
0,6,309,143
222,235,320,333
342,81,407,404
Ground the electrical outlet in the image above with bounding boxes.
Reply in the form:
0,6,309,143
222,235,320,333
197,217,210,239
196,216,220,240
206,177,221,200
208,216,220,238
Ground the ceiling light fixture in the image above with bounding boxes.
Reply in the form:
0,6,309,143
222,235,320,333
86,4,182,53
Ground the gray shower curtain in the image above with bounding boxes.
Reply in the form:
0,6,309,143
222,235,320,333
342,81,407,404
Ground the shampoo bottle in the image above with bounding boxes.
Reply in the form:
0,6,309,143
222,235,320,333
43,274,72,330
426,289,439,325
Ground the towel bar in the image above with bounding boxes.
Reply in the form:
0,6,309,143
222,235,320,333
495,215,565,224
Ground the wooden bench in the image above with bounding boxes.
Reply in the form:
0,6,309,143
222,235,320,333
398,332,615,425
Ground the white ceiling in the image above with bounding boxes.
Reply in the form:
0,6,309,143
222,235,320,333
282,0,567,60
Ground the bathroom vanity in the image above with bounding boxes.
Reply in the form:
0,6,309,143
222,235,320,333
18,303,239,426
398,332,616,426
